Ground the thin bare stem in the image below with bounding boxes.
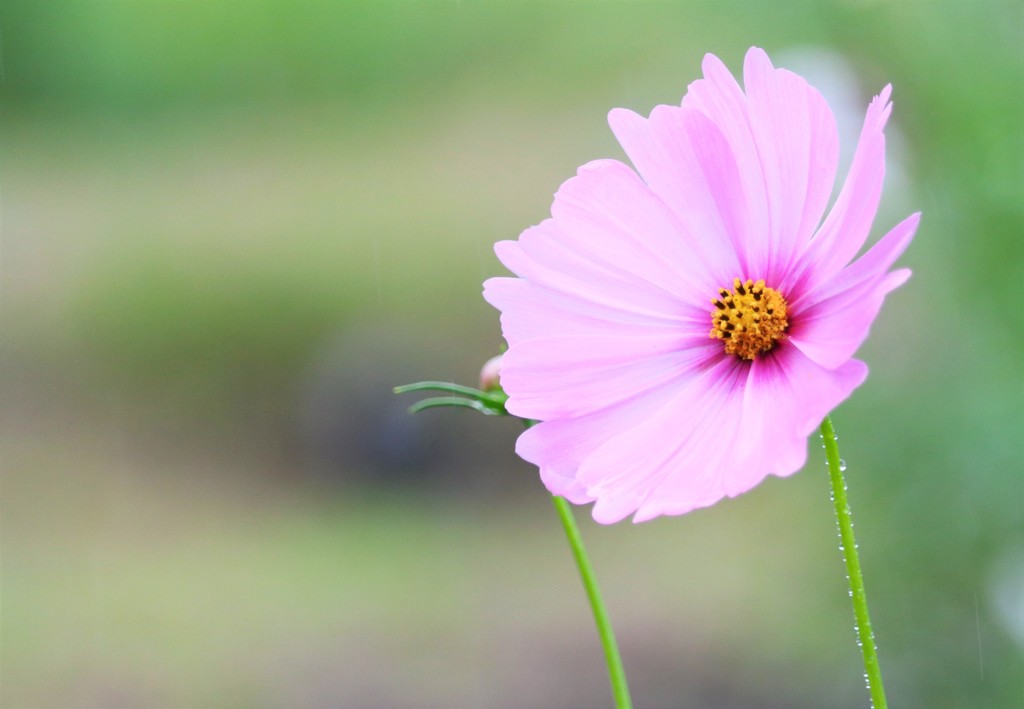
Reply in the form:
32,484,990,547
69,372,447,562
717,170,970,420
821,415,887,708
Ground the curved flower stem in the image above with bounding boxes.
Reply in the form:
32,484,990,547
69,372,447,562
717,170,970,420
821,415,887,709
550,495,633,709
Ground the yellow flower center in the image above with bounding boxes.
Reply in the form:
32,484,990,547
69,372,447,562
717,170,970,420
709,278,789,360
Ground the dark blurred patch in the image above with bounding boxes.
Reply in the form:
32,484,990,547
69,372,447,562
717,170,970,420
297,322,447,483
295,321,525,496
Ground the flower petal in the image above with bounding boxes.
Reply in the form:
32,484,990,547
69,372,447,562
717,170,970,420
515,383,682,505
631,347,868,523
549,158,715,302
743,47,840,282
576,357,747,523
682,51,770,261
618,48,841,288
483,277,685,348
494,221,683,322
722,347,868,496
492,157,727,320
607,105,745,288
500,333,718,420
542,344,867,524
788,212,919,369
789,84,893,293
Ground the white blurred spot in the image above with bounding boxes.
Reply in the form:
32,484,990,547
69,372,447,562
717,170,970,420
988,546,1024,650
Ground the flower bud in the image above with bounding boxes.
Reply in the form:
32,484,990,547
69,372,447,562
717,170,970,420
479,354,503,393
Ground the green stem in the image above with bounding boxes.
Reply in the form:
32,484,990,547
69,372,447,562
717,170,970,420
522,419,632,708
551,495,633,709
820,415,887,709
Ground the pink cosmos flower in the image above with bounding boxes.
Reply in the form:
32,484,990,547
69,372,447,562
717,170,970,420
483,47,919,524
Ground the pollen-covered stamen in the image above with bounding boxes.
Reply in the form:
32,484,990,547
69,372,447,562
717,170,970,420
709,278,789,360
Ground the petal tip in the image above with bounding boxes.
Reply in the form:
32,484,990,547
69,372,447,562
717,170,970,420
743,45,773,69
591,505,630,526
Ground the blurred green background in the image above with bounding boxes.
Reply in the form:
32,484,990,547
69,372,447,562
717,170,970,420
2,1,1021,707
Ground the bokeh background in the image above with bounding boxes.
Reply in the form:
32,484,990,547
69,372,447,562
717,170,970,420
2,1,1021,707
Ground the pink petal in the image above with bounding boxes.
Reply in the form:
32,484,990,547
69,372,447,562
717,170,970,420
679,51,772,281
788,212,919,369
788,85,893,293
794,212,919,308
576,358,746,524
743,47,840,283
494,222,685,322
515,383,683,505
500,333,718,420
607,105,745,289
617,48,841,289
549,159,715,302
492,157,725,321
483,277,687,348
541,343,867,524
726,347,868,492
631,347,868,523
